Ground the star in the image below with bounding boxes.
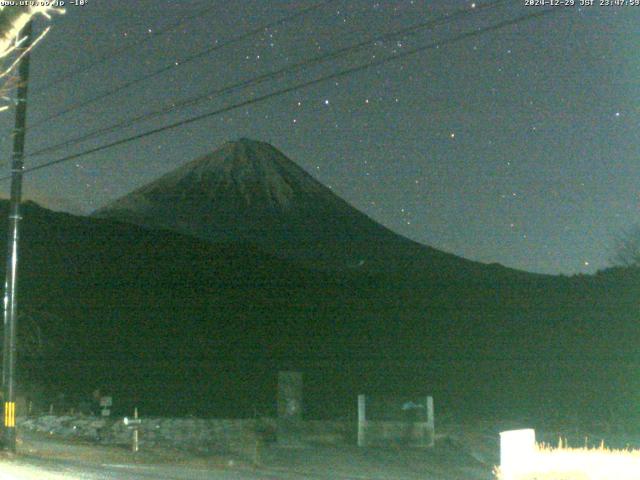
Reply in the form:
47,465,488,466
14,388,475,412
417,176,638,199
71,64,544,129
22,0,635,276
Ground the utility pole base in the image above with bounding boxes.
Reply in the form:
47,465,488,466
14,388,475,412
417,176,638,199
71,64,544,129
2,426,16,453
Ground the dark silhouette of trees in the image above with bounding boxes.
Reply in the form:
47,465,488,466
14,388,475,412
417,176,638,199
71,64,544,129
610,225,640,268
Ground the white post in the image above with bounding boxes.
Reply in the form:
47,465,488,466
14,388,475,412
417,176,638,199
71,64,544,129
499,429,536,478
357,394,366,447
426,396,435,447
132,407,139,453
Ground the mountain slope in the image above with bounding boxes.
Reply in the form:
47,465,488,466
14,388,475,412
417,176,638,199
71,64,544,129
94,138,511,276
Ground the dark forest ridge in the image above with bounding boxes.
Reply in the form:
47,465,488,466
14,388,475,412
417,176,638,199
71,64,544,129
0,200,637,420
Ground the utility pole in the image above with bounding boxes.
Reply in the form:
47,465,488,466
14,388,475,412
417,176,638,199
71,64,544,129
2,20,33,453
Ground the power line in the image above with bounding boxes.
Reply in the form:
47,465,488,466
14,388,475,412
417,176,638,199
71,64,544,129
32,2,223,95
28,0,336,129
4,8,563,182
26,0,509,159
17,8,561,178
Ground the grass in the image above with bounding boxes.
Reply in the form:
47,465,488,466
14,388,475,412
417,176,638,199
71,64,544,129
494,438,640,480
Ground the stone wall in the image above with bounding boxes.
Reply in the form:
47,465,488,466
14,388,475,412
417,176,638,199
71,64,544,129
18,415,277,456
17,415,354,456
360,420,434,447
17,415,420,455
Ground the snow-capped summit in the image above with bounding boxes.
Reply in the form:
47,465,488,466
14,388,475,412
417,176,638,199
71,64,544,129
93,138,483,274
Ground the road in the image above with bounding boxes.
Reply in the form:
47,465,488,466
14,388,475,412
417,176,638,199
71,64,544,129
0,456,328,480
0,446,494,480
4,430,494,479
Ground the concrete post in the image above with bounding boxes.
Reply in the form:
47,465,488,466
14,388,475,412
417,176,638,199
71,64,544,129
426,396,434,447
357,394,366,447
277,371,303,446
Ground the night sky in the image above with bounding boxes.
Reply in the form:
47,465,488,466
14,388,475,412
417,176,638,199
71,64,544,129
0,0,637,275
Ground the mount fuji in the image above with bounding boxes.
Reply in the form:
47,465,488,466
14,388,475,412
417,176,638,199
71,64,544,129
94,138,511,277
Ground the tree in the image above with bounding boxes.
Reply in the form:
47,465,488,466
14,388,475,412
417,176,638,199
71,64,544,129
0,5,62,110
610,224,640,268
0,5,61,54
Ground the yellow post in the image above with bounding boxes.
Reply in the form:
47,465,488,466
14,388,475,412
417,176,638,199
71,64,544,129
4,401,15,428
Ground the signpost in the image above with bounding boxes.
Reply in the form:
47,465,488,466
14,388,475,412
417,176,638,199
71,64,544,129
124,408,141,452
99,396,112,417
